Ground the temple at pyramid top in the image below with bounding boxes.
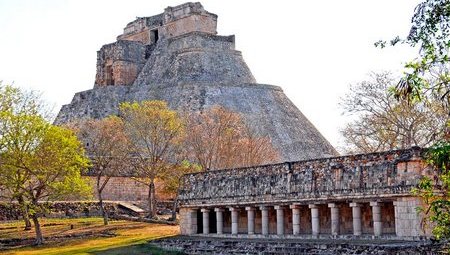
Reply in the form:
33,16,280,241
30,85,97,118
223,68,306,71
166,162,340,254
56,2,338,162
95,2,255,87
119,2,218,43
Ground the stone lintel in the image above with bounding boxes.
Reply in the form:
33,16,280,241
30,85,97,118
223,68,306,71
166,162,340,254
370,201,382,207
214,208,225,212
201,208,210,213
328,203,339,208
245,206,256,211
289,204,301,209
349,202,361,208
229,207,240,212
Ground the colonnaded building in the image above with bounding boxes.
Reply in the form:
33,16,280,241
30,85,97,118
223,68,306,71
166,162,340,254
56,2,431,239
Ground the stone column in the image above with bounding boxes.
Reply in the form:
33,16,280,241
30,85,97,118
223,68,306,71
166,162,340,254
274,205,285,235
214,208,224,235
328,203,340,236
350,202,362,236
393,200,400,237
188,208,198,235
309,204,320,236
230,207,239,235
290,204,301,235
370,202,382,236
259,206,269,235
245,207,255,235
201,209,210,234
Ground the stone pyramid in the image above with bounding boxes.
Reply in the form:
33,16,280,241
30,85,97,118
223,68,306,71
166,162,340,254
55,2,338,162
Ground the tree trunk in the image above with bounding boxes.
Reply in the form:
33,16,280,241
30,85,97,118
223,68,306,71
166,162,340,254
17,196,32,230
31,214,44,245
148,180,156,218
99,192,108,225
97,176,108,225
170,189,179,221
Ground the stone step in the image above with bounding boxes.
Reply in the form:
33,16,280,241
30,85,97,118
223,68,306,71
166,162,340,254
117,202,145,216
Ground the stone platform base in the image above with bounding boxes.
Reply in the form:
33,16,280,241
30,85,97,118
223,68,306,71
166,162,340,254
149,236,446,255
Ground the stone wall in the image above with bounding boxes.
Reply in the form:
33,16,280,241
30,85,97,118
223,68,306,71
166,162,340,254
132,32,255,86
88,176,173,203
150,237,448,255
394,197,428,237
0,202,120,221
88,176,148,202
162,2,217,38
95,40,146,86
178,147,425,207
0,200,176,221
117,15,163,44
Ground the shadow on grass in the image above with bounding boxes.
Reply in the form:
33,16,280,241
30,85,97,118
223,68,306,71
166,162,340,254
90,243,186,255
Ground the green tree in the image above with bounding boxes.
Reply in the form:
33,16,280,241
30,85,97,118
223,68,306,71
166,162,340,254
0,87,92,244
72,116,129,225
0,84,46,231
120,100,184,218
376,0,450,107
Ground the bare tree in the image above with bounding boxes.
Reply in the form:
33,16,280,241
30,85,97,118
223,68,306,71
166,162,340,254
340,71,448,154
184,106,279,170
72,116,129,225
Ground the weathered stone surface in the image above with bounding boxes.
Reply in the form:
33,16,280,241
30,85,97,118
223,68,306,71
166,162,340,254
150,236,446,255
178,147,425,207
177,148,429,238
54,2,338,162
0,202,120,220
0,200,174,221
95,40,147,86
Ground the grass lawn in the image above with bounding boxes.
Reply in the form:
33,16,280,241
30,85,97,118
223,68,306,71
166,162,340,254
0,217,183,255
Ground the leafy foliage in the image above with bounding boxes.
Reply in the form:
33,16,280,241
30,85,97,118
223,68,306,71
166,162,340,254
412,142,450,239
0,84,92,244
119,100,185,218
376,0,450,107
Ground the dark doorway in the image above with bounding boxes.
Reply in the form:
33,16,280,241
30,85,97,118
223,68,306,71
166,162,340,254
150,29,159,43
105,65,114,85
209,211,217,233
196,209,203,234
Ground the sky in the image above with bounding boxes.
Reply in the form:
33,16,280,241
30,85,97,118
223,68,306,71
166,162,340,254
0,0,422,150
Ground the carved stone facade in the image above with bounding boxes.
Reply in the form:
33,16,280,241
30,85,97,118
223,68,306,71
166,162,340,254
178,147,431,238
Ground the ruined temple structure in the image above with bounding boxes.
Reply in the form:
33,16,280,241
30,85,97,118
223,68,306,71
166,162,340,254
178,147,431,238
55,2,338,162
